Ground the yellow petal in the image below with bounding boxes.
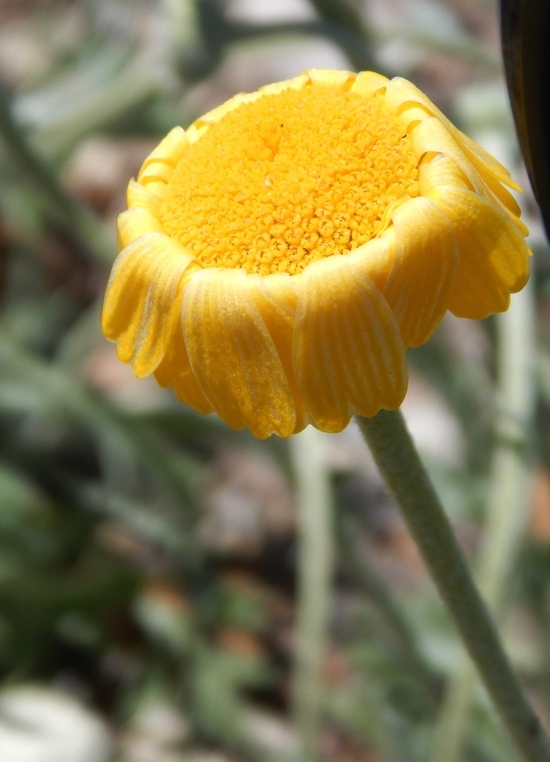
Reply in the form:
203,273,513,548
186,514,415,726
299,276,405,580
195,97,250,129
138,127,189,173
247,272,307,434
413,120,527,233
182,268,296,439
345,237,394,290
138,160,176,186
460,157,525,233
294,255,407,432
194,82,301,129
306,68,354,89
101,232,196,376
418,154,471,195
448,127,521,190
386,78,517,182
385,78,445,131
117,208,163,250
450,130,524,219
385,76,523,212
127,179,162,214
411,116,486,194
259,74,309,97
382,197,459,347
136,128,189,190
350,70,389,98
428,187,530,318
154,305,213,415
185,123,209,146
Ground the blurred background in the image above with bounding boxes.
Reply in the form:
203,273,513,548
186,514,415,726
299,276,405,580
1,1,550,761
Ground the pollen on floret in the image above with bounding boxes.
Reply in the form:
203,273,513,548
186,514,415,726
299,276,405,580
159,86,419,275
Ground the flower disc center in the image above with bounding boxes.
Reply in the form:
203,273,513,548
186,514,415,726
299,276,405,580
160,86,419,275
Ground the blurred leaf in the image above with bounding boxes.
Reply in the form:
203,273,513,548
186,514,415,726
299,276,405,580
83,485,196,559
0,562,137,675
190,644,270,746
0,339,201,523
408,326,494,474
0,464,60,565
20,50,165,162
134,586,194,657
371,0,499,70
307,0,366,35
219,586,269,634
0,82,113,267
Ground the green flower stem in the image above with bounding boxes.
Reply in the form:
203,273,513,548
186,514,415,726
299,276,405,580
290,427,334,762
431,285,536,762
356,407,550,762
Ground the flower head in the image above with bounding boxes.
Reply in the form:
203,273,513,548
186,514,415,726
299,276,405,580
102,69,530,438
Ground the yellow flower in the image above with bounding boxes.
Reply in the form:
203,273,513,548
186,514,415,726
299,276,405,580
102,69,530,439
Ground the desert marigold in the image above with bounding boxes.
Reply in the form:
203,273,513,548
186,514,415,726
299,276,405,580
102,69,530,438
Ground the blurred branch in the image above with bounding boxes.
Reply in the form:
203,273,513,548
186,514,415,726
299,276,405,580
183,0,375,79
409,326,495,474
291,427,334,762
230,19,375,73
374,29,500,70
306,0,367,33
